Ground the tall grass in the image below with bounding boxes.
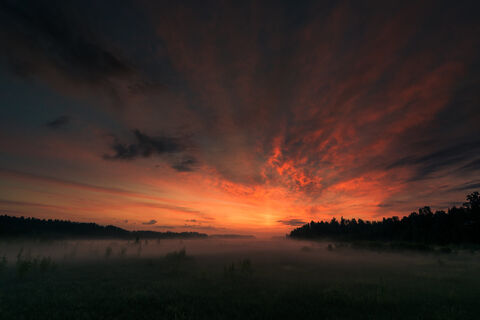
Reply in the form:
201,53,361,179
224,258,254,278
15,247,56,278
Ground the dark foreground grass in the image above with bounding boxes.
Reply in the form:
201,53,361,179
0,241,479,319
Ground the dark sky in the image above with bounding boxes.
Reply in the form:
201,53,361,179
0,0,479,235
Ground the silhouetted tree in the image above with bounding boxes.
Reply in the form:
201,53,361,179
464,191,480,210
290,192,480,245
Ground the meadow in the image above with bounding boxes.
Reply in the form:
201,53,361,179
0,238,479,319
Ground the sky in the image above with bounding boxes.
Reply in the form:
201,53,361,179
0,0,479,236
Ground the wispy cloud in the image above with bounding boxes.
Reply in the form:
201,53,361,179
0,168,168,202
277,219,307,227
105,130,186,160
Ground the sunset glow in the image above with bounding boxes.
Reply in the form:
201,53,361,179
1,1,479,236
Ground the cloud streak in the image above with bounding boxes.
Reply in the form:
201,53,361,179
277,219,308,227
0,168,165,201
46,115,69,129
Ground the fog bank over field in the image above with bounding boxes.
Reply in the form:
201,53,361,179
2,237,479,267
2,238,309,262
2,237,480,319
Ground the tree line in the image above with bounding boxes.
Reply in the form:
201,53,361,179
289,192,480,245
0,215,207,239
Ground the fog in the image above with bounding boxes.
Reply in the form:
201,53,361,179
3,237,480,319
2,237,478,272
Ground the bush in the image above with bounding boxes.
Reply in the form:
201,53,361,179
165,248,187,261
224,259,254,278
39,256,55,272
16,259,32,278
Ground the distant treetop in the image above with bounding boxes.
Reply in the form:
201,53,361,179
289,192,480,245
0,215,207,239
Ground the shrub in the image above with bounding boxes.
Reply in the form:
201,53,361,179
39,256,55,272
224,259,254,278
16,259,32,278
239,258,253,276
105,246,113,258
165,248,187,261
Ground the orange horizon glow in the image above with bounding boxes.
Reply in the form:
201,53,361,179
1,1,479,236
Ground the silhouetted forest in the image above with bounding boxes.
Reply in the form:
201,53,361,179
290,192,480,245
0,215,207,239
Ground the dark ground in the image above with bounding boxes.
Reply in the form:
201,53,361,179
0,238,479,320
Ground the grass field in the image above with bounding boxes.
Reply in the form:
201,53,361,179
0,238,479,319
